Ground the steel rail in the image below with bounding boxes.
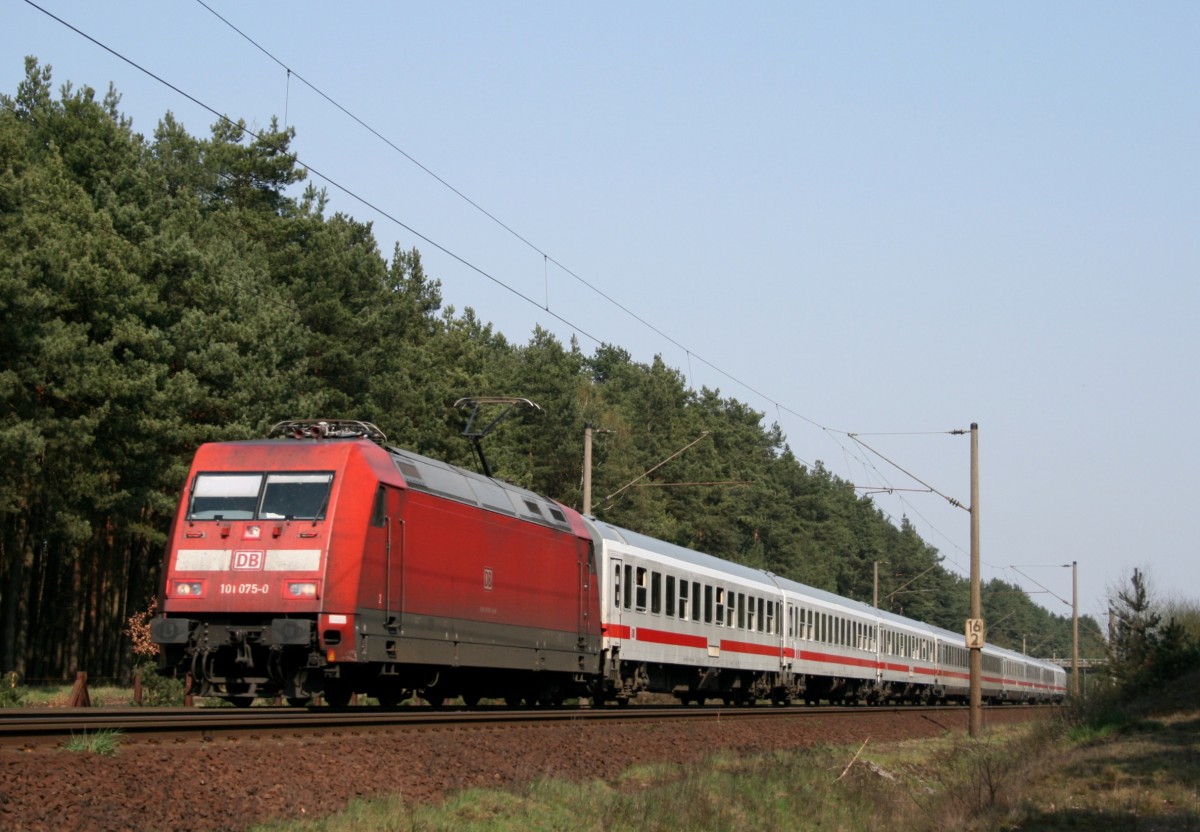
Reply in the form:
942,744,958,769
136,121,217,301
0,703,1051,749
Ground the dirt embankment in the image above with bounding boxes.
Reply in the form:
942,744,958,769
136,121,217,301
0,707,1042,832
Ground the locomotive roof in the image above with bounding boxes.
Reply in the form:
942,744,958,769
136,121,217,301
386,445,575,533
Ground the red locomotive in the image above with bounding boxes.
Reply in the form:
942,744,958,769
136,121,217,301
152,420,600,707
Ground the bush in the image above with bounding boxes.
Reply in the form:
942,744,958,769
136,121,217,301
134,663,186,707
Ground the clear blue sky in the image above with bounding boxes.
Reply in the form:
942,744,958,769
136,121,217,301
6,1,1198,635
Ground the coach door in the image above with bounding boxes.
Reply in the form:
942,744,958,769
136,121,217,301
610,557,624,647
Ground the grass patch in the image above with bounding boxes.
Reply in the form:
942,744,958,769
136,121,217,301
61,729,123,756
5,683,134,708
249,725,1066,832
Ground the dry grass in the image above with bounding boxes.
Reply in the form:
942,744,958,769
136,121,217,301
1009,705,1200,830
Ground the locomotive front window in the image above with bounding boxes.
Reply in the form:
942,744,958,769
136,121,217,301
190,474,262,519
188,472,334,521
260,473,334,520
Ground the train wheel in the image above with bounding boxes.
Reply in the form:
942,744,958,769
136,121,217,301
286,697,310,708
462,692,481,708
376,689,404,708
422,690,445,709
324,684,352,708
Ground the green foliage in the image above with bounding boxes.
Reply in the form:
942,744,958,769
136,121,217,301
135,663,186,707
0,671,23,707
1106,569,1200,698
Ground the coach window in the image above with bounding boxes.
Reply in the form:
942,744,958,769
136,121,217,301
651,571,662,614
623,564,633,611
766,601,775,635
738,593,746,629
666,575,676,617
704,585,713,624
747,598,756,631
636,567,648,611
715,587,725,626
757,598,765,633
692,582,702,621
678,580,689,620
727,592,737,628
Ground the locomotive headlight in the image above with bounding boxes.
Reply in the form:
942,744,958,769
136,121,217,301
173,581,205,598
285,581,319,599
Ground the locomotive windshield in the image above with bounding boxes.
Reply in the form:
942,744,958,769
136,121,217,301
188,472,334,520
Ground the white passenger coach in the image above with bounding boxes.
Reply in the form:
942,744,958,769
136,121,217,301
587,518,1066,706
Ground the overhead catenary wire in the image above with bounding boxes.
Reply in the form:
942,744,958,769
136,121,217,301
22,0,992,583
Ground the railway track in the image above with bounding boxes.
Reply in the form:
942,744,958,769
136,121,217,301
0,702,1047,750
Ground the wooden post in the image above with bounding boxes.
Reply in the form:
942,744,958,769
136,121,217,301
67,671,91,708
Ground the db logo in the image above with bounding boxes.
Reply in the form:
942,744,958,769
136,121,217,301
483,567,494,591
233,550,265,570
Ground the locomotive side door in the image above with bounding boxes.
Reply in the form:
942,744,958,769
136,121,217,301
365,484,404,633
386,487,404,633
578,540,597,641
